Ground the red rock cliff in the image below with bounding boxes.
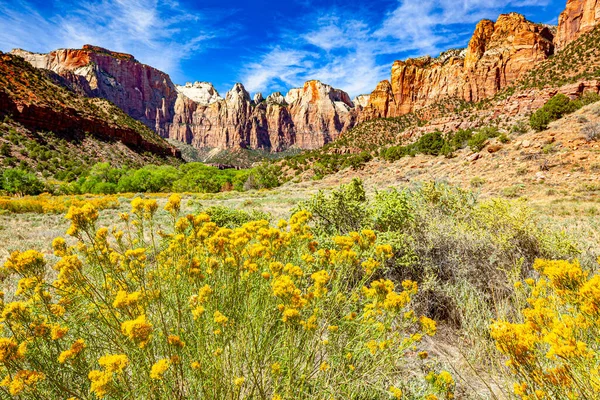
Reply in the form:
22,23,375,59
555,0,600,49
14,47,357,151
362,13,555,119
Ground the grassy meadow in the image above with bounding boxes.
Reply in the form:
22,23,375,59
0,179,598,399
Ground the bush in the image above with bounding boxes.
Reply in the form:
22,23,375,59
468,132,489,152
580,90,600,106
449,129,473,149
582,122,600,141
470,177,486,188
1,168,45,196
0,198,453,399
510,121,529,135
295,178,368,235
530,94,582,131
202,205,271,228
491,259,600,399
296,180,579,351
244,164,282,190
416,131,446,156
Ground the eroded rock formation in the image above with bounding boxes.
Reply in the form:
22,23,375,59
362,13,555,119
13,46,356,151
555,0,600,49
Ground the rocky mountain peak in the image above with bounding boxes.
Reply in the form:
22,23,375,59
176,81,222,105
226,83,251,102
266,92,286,105
353,94,371,108
364,12,555,118
81,45,138,62
253,92,264,104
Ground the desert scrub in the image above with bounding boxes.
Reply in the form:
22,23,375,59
0,195,453,399
491,259,600,399
297,181,581,362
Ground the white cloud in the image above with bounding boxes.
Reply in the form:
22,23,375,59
241,0,553,97
0,0,230,81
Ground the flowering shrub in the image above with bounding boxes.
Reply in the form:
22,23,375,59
0,195,453,399
490,259,600,399
0,194,119,214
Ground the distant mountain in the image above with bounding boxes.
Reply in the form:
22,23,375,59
0,52,180,179
8,0,600,160
12,45,361,152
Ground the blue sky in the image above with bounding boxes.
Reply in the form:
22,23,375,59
0,0,565,97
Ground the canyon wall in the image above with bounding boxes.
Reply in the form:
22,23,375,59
362,13,555,119
13,46,357,151
555,0,600,49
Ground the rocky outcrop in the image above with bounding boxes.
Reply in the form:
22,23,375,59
363,13,555,119
12,45,178,135
177,82,223,105
0,52,179,158
167,80,356,151
353,94,371,108
14,46,356,151
287,80,356,149
555,0,600,49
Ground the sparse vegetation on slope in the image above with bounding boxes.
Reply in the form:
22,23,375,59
518,25,600,89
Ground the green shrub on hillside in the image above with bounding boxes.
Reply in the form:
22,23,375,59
530,94,582,131
467,132,489,152
1,168,45,196
416,131,446,156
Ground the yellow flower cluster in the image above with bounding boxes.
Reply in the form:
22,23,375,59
490,259,600,398
0,194,118,215
150,359,170,380
58,339,85,363
0,370,45,395
0,199,445,399
121,315,153,348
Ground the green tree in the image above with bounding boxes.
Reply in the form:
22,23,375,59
1,168,45,196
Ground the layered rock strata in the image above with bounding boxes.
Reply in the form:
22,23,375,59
555,0,600,49
362,13,555,119
13,46,356,151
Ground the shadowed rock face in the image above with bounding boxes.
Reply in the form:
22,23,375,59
362,13,555,119
13,47,357,151
555,0,600,49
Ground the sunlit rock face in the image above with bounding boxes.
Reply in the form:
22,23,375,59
555,0,600,50
362,13,555,119
14,46,358,151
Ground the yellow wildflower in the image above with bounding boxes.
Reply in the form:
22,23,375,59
98,354,128,373
150,359,170,380
121,315,153,348
389,386,403,399
58,339,85,363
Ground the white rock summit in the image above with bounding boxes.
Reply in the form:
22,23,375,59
176,82,223,105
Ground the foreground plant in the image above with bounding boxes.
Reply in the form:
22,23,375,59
490,259,600,399
0,195,452,399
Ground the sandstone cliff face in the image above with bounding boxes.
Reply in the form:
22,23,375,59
14,46,356,151
555,0,600,49
0,52,179,158
363,13,555,119
167,80,356,151
12,45,178,134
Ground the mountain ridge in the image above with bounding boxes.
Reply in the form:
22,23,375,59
8,0,600,159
